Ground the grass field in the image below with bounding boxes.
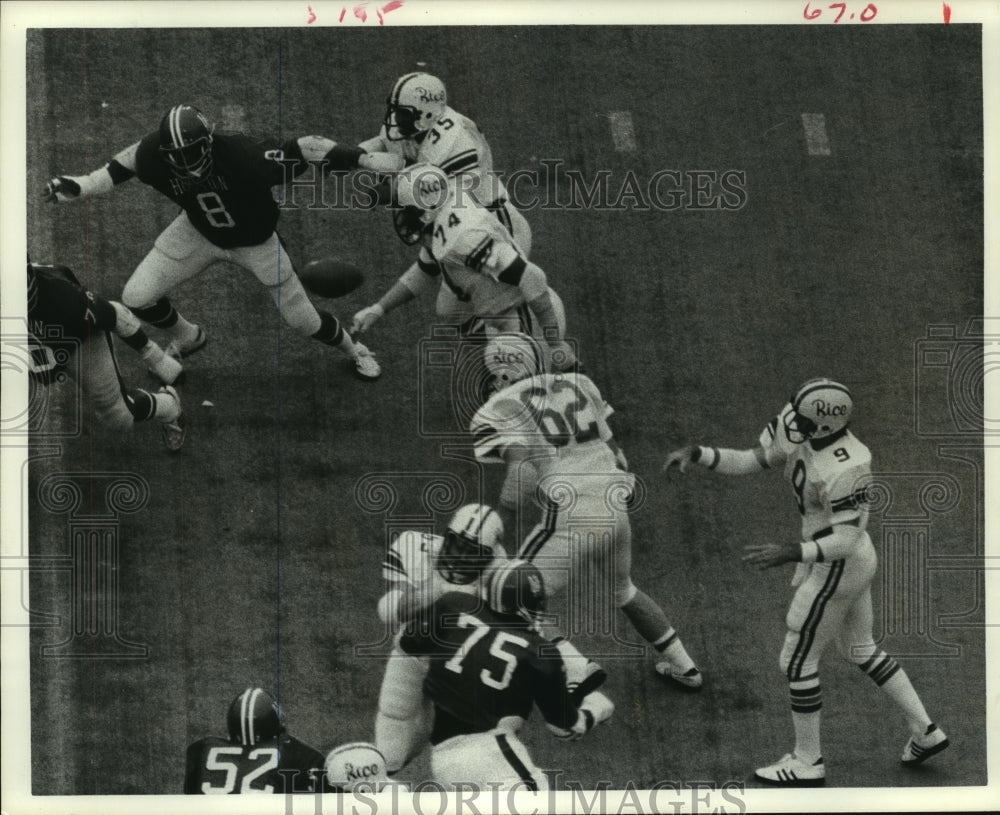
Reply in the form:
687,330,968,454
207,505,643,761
20,22,986,800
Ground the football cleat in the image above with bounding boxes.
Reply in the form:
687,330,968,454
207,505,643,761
159,105,215,178
352,343,382,381
157,386,186,452
227,688,283,746
654,659,704,691
783,378,853,443
901,723,950,765
168,325,208,359
753,753,826,787
383,73,447,141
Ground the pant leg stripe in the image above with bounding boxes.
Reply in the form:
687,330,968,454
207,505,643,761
495,734,538,791
518,498,558,563
788,560,844,680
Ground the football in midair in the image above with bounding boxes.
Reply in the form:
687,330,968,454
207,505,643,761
299,259,365,298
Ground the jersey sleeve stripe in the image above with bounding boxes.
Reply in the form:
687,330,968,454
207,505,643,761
439,149,479,175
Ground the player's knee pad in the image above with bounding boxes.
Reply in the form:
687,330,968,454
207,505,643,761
270,273,322,335
615,579,638,608
839,639,877,666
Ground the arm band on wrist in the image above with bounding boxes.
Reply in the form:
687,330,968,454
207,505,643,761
77,168,115,197
323,144,366,171
800,540,823,563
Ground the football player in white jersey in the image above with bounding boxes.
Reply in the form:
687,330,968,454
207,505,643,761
374,503,607,773
470,333,703,690
359,72,530,251
664,378,949,785
352,164,573,376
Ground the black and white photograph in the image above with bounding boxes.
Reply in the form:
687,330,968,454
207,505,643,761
2,1,996,813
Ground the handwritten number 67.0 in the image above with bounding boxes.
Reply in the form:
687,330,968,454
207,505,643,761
803,2,877,22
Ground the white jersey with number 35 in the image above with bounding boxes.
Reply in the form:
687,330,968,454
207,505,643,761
471,373,628,495
361,106,506,206
759,404,873,540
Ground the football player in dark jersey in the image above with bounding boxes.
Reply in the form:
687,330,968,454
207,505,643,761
44,104,399,380
27,256,185,451
395,560,613,791
185,687,330,794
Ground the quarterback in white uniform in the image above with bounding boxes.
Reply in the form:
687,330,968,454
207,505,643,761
665,378,949,785
470,333,703,690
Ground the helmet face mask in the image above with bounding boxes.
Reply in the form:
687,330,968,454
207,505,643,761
392,205,431,246
438,504,504,585
383,73,447,141
783,378,853,444
159,105,215,179
227,687,282,746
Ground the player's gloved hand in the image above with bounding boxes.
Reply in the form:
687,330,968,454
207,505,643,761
662,445,699,474
351,304,385,334
549,340,578,373
43,176,82,203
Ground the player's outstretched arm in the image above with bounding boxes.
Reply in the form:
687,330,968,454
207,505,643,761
43,143,139,203
663,444,768,476
350,261,436,334
743,521,864,570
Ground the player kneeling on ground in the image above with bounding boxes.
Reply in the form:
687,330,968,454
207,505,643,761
664,378,949,785
28,257,185,451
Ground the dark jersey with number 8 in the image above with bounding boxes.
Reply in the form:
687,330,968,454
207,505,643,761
134,132,300,249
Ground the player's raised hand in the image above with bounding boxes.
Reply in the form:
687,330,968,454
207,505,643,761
662,446,697,474
742,542,799,570
350,304,384,335
43,176,81,203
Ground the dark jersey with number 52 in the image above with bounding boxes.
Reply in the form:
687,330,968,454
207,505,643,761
132,132,300,249
398,591,577,742
184,733,329,794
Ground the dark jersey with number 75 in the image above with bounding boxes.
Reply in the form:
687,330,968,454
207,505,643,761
130,132,302,249
398,591,578,742
184,733,329,794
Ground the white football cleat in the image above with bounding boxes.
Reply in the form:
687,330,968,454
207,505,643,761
655,659,703,691
157,386,186,452
169,325,207,358
753,753,826,787
901,724,949,765
352,343,382,381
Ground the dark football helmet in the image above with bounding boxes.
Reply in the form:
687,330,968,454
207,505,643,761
159,104,215,179
487,559,547,627
227,687,282,746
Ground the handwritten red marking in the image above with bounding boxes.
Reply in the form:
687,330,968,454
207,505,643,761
339,7,347,21
307,5,316,23
353,3,368,22
943,3,951,23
